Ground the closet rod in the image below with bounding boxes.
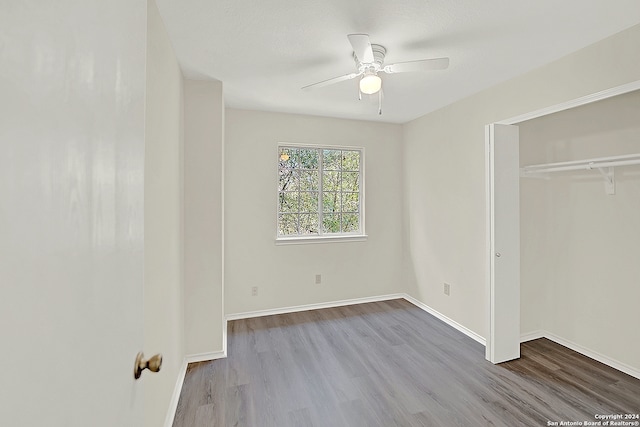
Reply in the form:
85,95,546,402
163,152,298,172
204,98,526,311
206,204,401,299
522,153,640,175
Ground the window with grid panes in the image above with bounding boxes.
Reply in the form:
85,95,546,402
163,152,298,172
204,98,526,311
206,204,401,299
277,145,363,239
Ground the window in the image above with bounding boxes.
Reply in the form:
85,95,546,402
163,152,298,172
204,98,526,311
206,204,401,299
277,144,364,241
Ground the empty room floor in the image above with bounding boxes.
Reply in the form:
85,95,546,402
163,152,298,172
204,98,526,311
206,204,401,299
172,299,640,426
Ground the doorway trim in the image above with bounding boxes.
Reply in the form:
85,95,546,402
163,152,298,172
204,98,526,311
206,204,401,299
498,81,640,126
485,80,640,364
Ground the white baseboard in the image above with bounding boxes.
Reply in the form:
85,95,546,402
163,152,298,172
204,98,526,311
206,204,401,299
520,330,546,342
402,294,487,346
222,318,228,356
185,350,227,364
521,330,640,380
164,359,188,427
225,293,406,321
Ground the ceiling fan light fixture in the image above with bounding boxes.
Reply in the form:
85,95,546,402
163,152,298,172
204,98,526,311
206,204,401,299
359,73,382,94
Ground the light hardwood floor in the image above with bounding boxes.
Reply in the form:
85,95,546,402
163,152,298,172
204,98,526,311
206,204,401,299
172,299,640,426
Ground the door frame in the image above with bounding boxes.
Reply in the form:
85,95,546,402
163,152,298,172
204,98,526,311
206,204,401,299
484,80,640,364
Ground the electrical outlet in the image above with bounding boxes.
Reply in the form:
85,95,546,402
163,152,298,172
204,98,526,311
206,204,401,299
315,274,322,284
444,283,450,296
251,286,258,296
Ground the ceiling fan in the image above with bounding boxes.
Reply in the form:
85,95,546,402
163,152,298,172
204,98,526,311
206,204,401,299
302,34,450,115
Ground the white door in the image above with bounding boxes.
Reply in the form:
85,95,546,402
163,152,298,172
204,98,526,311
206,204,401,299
0,1,146,425
485,124,521,363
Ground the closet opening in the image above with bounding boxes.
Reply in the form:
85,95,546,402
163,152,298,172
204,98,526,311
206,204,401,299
485,82,640,380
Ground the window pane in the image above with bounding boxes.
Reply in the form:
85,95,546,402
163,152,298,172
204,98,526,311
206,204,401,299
298,149,319,170
278,148,296,168
288,148,302,168
322,214,341,234
278,169,299,191
300,191,318,213
278,192,298,213
342,150,360,171
323,149,341,170
299,214,319,234
299,170,319,190
342,213,359,233
322,192,339,213
323,171,340,191
341,172,359,192
342,192,359,212
278,214,298,235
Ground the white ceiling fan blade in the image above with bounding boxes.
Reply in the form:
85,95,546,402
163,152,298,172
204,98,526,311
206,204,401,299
382,57,450,74
301,72,359,90
347,34,374,63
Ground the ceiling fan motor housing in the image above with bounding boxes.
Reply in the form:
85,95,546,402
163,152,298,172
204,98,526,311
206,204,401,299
354,44,386,73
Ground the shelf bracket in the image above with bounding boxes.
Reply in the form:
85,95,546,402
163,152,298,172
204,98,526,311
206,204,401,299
592,165,615,195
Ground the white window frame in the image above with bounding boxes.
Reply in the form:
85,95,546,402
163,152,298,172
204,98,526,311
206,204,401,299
276,143,367,245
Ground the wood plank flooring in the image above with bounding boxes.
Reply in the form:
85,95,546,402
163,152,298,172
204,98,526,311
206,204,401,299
172,299,640,426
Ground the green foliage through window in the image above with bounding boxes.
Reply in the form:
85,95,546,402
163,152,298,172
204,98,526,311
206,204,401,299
278,146,362,237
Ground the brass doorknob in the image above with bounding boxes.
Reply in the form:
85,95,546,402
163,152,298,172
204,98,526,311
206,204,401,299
134,352,162,379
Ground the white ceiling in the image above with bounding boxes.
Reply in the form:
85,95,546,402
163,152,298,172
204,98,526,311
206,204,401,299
155,0,640,124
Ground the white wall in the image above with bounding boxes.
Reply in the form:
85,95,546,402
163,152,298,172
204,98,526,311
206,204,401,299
519,90,640,372
144,1,185,425
184,80,225,356
225,109,403,315
403,24,640,340
0,0,147,425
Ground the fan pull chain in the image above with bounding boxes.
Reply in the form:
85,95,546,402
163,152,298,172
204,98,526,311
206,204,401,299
378,89,383,115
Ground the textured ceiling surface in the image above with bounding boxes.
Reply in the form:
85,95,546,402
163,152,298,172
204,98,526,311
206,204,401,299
155,0,640,123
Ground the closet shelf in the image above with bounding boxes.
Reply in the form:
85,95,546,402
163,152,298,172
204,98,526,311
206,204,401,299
520,153,640,195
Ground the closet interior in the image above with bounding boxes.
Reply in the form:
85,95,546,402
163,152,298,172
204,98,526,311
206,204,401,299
518,89,640,375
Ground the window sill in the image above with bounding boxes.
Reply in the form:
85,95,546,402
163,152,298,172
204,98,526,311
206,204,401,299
275,234,368,245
